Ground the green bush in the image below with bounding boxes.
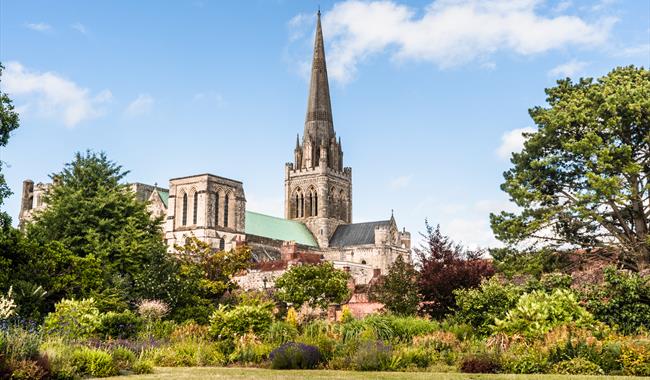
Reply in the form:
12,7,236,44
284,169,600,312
453,277,522,336
501,348,549,374
494,289,594,339
98,310,142,340
70,347,116,377
0,326,41,362
44,299,101,340
111,346,136,371
228,334,273,364
551,357,604,375
209,303,274,341
619,340,650,376
139,320,177,340
265,321,298,345
583,267,650,334
352,341,392,371
6,358,49,380
131,359,154,374
150,341,225,367
396,346,432,368
170,321,209,342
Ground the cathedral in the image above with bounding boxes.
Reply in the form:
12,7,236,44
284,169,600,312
18,12,411,288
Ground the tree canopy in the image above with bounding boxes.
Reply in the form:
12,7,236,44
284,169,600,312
370,253,419,316
274,262,351,309
491,66,650,269
0,62,21,229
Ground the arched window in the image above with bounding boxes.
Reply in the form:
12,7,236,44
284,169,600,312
361,259,367,265
224,193,229,227
307,192,313,217
181,193,188,226
299,194,304,218
295,194,299,218
314,191,318,216
219,238,225,251
213,192,219,227
192,192,198,225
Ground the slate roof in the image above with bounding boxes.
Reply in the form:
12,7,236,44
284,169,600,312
329,220,391,247
245,211,318,247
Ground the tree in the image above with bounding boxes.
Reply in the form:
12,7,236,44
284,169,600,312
274,262,351,309
0,62,21,229
370,253,419,315
24,151,174,311
491,66,650,269
416,222,494,319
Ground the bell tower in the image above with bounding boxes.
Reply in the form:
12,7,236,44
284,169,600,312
285,10,352,248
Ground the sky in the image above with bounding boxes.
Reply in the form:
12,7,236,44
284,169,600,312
1,0,649,249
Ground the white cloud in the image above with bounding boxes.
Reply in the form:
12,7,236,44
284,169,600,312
389,175,412,190
2,61,112,127
617,43,650,58
548,59,588,78
25,22,51,32
193,91,225,107
71,22,88,35
125,94,154,116
496,127,536,159
294,0,614,83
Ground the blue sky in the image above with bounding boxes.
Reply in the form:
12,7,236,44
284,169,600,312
1,0,648,248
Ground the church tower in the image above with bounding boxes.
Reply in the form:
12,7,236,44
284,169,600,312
285,11,352,248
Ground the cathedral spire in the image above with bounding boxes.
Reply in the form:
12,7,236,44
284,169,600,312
304,10,334,144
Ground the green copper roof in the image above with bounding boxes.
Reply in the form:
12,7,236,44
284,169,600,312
245,211,318,247
158,190,169,207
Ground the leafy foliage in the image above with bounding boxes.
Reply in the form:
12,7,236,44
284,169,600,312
582,267,650,334
97,310,142,340
369,254,419,315
491,66,650,268
208,302,274,341
274,262,351,309
494,289,594,339
415,222,494,319
0,62,20,229
551,357,604,375
453,277,523,336
43,298,101,340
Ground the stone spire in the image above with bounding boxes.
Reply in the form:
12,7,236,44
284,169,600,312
304,10,335,147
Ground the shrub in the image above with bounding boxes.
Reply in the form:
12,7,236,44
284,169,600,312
383,315,438,342
396,346,432,369
70,347,117,377
460,353,501,373
552,357,604,375
0,326,41,362
141,320,176,340
131,359,154,374
265,321,298,346
494,289,594,339
43,299,101,340
228,334,272,364
270,342,322,369
583,267,650,334
150,341,225,367
453,277,522,336
501,347,549,374
339,305,354,323
110,346,136,371
97,310,142,340
352,341,392,371
619,340,650,376
285,307,299,327
170,321,209,342
7,358,49,380
209,303,274,341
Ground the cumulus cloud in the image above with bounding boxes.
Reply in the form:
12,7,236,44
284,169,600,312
496,127,536,159
548,59,588,78
25,22,51,32
389,175,412,190
125,94,154,116
293,0,614,83
2,62,112,127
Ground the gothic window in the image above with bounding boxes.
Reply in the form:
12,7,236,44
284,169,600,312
314,191,318,216
219,238,225,251
294,194,299,218
307,192,313,217
224,193,229,227
192,192,198,225
213,192,219,227
299,194,304,218
181,193,188,226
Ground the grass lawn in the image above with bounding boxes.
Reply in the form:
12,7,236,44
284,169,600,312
103,367,640,380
